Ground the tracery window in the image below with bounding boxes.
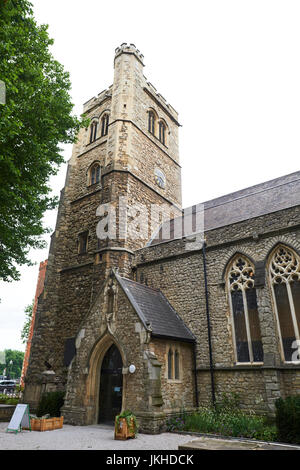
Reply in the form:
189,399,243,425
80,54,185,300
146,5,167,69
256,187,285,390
89,121,98,143
269,246,300,362
227,256,263,363
101,114,109,137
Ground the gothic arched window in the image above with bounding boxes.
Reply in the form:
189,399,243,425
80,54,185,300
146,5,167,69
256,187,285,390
88,163,101,186
148,111,155,135
159,121,166,145
227,256,263,363
101,114,109,137
89,120,98,143
269,245,300,362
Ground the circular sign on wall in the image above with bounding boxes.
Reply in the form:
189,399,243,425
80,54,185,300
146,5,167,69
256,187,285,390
154,168,166,189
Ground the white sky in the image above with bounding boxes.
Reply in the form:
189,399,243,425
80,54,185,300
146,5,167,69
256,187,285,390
1,0,300,353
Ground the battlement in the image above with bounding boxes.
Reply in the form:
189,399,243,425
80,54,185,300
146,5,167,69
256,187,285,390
114,43,144,66
83,85,113,114
144,79,179,120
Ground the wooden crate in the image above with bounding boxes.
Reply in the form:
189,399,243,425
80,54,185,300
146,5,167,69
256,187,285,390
114,417,135,440
29,416,64,432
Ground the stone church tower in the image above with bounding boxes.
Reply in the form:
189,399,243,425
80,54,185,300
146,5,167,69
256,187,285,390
24,43,300,433
23,44,188,431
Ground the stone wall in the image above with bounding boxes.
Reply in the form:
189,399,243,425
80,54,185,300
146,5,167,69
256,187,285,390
61,273,179,433
134,205,300,414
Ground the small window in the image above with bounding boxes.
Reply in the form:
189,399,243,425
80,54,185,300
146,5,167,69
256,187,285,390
159,121,166,145
107,288,114,313
148,111,155,135
168,349,173,379
167,347,180,380
78,231,88,254
88,163,101,186
101,114,109,137
174,350,180,379
89,121,98,143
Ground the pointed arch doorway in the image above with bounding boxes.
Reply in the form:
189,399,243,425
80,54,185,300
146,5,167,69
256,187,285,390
98,343,123,424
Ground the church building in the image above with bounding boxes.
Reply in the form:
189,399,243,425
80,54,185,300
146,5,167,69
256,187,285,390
23,44,300,433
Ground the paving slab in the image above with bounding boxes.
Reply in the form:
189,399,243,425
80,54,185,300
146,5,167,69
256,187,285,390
178,436,300,451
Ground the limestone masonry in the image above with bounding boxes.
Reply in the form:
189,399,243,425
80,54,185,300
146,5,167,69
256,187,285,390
23,44,300,433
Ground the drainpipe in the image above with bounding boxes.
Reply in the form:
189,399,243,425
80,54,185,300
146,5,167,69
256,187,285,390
193,343,199,408
202,240,216,407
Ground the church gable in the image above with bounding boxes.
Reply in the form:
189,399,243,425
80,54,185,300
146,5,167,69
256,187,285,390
115,272,195,343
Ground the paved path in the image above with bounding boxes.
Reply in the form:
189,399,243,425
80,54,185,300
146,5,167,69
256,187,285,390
0,422,195,450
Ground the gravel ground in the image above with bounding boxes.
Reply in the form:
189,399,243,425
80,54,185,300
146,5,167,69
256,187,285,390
0,422,195,450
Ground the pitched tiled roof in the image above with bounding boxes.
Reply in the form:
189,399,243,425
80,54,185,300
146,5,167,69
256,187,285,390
116,273,195,343
149,170,300,246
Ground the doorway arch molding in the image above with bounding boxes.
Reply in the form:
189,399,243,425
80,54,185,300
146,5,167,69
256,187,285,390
84,331,128,424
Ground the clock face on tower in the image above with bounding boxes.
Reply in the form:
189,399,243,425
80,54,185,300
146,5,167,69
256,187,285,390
154,168,166,189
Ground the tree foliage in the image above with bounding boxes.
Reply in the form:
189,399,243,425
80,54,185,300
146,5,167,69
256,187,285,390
0,349,25,379
21,300,34,344
0,0,88,282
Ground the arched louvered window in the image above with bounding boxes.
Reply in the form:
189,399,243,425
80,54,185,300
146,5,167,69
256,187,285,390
101,114,109,137
227,256,263,363
269,245,300,362
148,111,155,135
89,121,98,143
168,349,173,379
159,121,166,145
89,163,101,186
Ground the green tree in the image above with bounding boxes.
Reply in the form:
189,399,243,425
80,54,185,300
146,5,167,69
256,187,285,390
0,0,88,282
0,349,25,379
21,300,34,344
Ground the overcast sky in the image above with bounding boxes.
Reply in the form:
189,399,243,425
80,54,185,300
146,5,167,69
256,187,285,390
1,0,300,353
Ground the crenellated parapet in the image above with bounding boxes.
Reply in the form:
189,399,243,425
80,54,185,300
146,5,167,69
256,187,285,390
83,85,113,115
114,42,144,66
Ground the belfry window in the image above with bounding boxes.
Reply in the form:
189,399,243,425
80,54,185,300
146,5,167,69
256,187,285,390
159,121,166,145
227,256,263,363
148,111,155,135
101,114,109,137
89,121,98,143
269,245,300,362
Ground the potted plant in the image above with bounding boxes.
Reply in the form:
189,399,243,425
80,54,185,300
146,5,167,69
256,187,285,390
29,391,65,432
114,410,138,440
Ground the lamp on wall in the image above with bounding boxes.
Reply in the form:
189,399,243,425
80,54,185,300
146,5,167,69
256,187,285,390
128,364,136,374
